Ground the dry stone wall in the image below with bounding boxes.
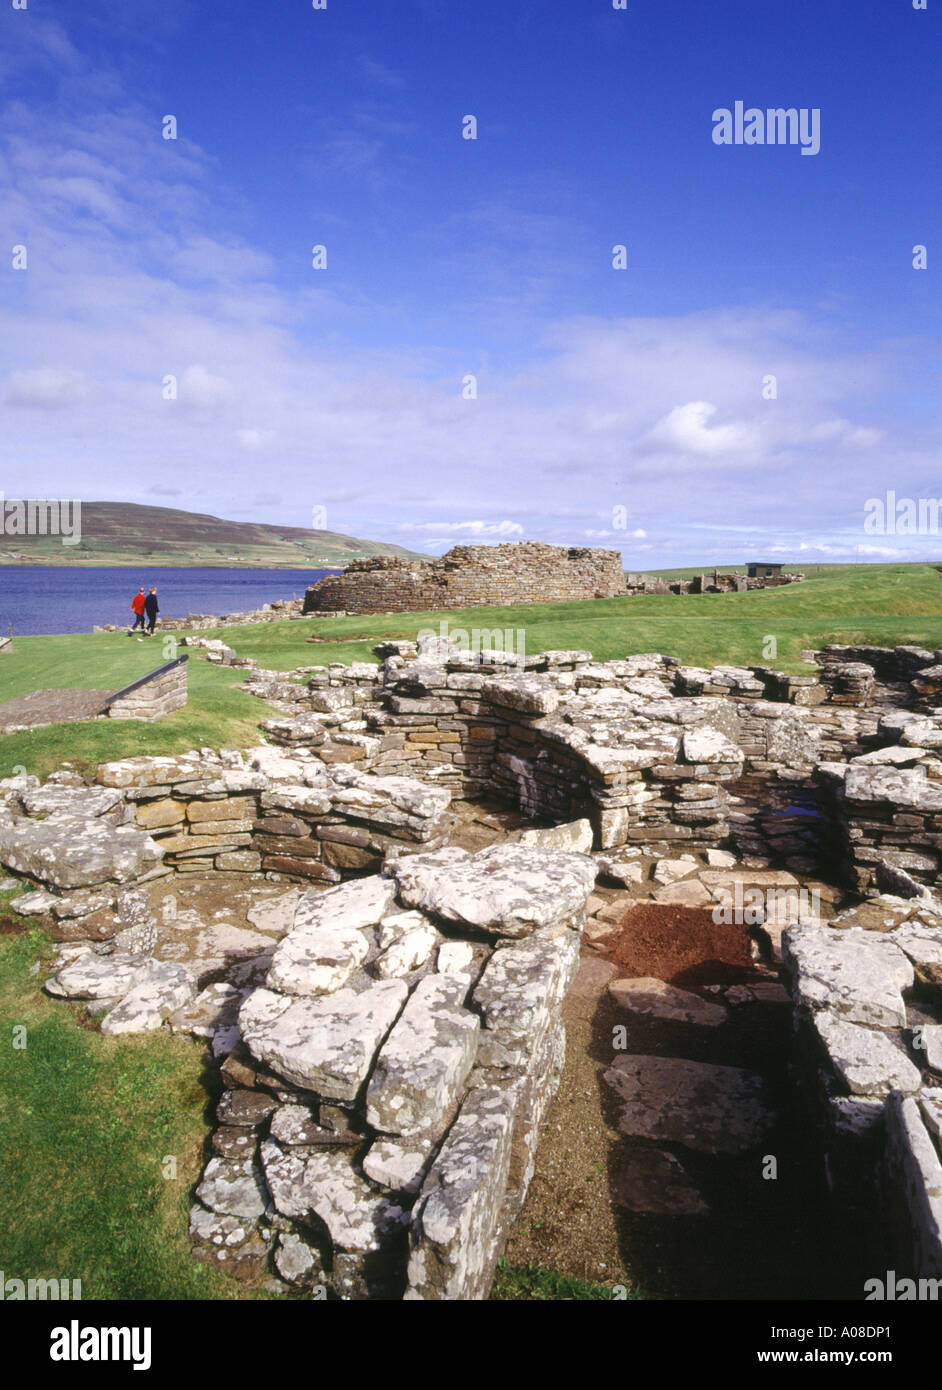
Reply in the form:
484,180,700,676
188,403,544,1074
240,637,942,891
106,656,188,722
782,886,942,1277
10,634,942,1295
189,846,592,1298
302,542,627,614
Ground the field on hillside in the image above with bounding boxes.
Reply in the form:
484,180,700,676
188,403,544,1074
0,501,427,568
0,564,940,775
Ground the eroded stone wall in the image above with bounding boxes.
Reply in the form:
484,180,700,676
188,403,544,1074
302,542,627,614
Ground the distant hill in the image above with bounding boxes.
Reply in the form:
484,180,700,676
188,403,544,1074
0,502,429,568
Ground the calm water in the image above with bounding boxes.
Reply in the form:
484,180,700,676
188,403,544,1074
0,567,341,636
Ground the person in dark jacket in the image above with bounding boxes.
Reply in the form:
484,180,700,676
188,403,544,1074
144,587,159,634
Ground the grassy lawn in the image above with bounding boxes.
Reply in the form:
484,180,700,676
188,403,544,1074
0,634,282,779
1,564,940,778
204,561,942,674
0,894,264,1299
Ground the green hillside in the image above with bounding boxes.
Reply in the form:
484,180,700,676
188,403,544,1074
0,501,428,568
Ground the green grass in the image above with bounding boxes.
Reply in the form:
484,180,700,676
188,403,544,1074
3,562,942,777
0,633,282,779
0,902,263,1299
205,561,942,674
490,1259,642,1301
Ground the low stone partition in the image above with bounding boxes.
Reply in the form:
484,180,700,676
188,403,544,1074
248,643,897,866
781,889,942,1277
814,708,942,891
87,749,453,881
0,749,456,910
186,845,594,1297
883,1090,942,1278
105,655,188,721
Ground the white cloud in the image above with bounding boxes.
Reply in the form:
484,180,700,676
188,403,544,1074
4,367,88,409
236,428,274,450
178,365,234,410
396,520,525,537
641,401,757,457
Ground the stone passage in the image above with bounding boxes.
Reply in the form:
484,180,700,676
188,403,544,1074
106,655,188,721
302,542,627,614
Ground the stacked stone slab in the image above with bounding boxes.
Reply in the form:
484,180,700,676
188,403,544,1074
814,644,930,677
186,843,596,1298
782,890,942,1277
819,662,876,708
92,750,454,880
303,543,627,614
910,663,942,712
106,657,188,721
815,709,942,889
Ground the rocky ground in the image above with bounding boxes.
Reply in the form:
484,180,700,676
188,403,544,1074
0,687,115,732
4,791,895,1297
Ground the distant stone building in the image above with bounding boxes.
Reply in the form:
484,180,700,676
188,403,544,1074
747,562,783,580
302,542,627,615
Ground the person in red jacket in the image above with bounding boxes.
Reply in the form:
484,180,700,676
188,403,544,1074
129,588,146,633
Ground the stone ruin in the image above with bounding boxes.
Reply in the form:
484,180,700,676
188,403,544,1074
4,635,942,1294
302,542,628,614
625,570,805,595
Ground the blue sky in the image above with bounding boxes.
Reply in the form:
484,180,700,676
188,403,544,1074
0,0,939,566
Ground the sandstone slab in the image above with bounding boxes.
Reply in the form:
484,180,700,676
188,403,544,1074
239,980,408,1100
366,975,479,1135
603,1054,775,1154
393,842,596,937
784,926,913,1029
608,977,728,1027
260,1140,408,1252
813,1011,922,1095
99,962,196,1035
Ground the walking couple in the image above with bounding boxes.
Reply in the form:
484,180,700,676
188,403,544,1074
129,587,159,635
